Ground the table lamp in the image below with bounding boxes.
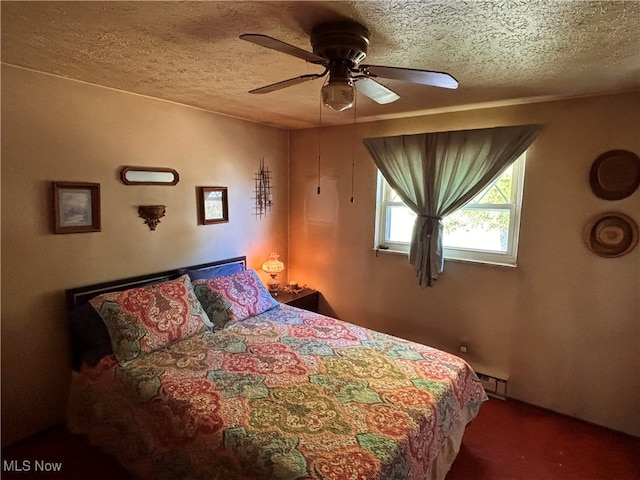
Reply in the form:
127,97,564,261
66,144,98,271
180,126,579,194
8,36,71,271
262,252,284,294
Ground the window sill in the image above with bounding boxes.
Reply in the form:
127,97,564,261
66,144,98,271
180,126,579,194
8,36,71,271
445,256,517,269
373,247,517,269
373,247,409,257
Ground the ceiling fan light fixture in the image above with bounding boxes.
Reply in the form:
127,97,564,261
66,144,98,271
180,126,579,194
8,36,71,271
321,78,354,112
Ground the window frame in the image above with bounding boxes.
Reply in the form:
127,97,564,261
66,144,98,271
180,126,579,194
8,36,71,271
374,154,526,267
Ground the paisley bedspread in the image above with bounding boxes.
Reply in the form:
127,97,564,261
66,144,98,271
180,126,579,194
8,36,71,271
68,304,487,480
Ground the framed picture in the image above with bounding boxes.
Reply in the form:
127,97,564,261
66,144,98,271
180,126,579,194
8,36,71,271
52,182,101,234
198,186,229,225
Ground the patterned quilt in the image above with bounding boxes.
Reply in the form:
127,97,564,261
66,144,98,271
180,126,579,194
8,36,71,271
68,304,487,480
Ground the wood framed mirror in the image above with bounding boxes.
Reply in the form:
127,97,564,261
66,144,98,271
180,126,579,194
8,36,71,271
120,166,179,185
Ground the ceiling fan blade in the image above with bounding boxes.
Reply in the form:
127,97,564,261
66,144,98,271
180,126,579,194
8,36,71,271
361,65,458,89
353,77,400,104
240,34,327,65
248,73,326,94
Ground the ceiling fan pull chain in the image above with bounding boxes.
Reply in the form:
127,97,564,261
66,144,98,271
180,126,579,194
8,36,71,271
317,94,322,195
350,91,357,203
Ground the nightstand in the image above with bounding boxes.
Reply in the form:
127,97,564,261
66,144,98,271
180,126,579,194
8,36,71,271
273,289,319,313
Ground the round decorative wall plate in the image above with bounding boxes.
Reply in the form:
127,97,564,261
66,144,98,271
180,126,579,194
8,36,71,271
589,150,640,200
584,212,638,258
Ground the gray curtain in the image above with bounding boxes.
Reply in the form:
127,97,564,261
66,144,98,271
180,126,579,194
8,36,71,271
364,125,541,286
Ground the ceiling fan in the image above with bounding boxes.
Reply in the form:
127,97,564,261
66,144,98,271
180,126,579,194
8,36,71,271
240,21,458,112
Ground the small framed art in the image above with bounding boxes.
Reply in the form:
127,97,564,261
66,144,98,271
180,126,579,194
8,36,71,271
198,186,229,225
52,182,101,234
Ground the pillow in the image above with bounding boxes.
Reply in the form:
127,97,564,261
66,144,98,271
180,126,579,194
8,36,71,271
179,262,245,281
191,283,233,330
90,275,212,364
192,269,278,323
68,303,113,371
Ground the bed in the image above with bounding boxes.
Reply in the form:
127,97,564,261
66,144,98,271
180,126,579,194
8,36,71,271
66,256,487,480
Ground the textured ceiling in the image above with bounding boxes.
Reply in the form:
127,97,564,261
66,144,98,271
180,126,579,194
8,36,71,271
2,1,639,129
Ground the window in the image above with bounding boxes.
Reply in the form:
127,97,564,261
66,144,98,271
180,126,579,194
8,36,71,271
375,154,526,266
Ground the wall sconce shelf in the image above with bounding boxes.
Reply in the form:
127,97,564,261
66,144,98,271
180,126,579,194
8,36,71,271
138,205,166,230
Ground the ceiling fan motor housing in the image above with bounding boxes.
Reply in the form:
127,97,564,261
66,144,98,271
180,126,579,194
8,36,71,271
311,21,370,68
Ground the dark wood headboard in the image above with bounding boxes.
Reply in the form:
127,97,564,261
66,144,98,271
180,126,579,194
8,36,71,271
66,256,246,309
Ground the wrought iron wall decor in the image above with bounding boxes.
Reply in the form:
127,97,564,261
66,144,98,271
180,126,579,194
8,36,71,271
253,158,273,218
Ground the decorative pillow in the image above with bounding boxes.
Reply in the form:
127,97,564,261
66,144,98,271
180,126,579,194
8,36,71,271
90,275,212,364
192,269,278,323
192,283,233,330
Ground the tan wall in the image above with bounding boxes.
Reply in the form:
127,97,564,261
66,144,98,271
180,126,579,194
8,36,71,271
288,92,640,436
1,65,290,445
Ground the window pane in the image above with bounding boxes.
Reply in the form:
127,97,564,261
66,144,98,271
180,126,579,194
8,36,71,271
389,189,403,202
443,208,511,253
387,205,416,243
473,165,513,205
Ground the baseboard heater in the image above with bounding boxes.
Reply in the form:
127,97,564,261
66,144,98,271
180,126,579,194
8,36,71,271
476,372,508,399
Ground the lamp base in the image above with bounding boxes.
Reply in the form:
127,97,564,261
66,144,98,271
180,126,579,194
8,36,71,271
267,281,280,296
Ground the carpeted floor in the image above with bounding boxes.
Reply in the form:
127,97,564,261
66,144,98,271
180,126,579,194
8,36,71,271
2,398,639,479
447,398,640,480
